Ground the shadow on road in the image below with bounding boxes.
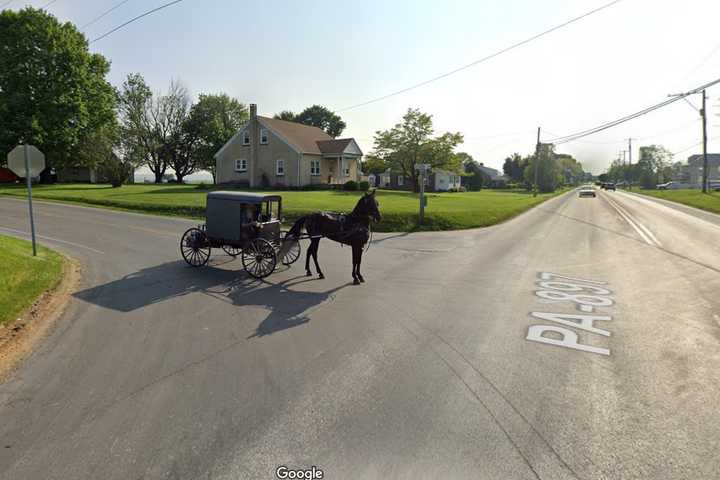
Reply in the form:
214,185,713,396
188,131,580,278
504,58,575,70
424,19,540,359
73,259,351,337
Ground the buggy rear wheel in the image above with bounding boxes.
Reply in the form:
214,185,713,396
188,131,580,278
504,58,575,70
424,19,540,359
180,227,211,267
242,238,277,279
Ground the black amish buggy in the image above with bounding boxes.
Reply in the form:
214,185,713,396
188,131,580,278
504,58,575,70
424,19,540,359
179,191,301,278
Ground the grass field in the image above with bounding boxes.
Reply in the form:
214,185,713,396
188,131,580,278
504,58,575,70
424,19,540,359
0,184,566,232
0,235,64,327
635,189,720,215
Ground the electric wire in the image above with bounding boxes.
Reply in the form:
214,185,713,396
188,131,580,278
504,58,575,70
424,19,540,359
81,0,132,29
336,0,625,112
89,0,182,44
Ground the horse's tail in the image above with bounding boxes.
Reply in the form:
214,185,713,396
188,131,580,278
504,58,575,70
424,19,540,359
285,216,307,240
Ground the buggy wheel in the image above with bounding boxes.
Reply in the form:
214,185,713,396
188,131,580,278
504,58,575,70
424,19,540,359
222,245,243,257
180,227,211,267
241,238,277,279
280,238,301,265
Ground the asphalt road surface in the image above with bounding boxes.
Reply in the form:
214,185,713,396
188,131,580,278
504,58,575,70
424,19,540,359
1,188,719,480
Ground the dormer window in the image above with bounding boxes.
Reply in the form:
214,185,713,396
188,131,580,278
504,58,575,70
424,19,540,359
242,130,250,145
260,129,268,145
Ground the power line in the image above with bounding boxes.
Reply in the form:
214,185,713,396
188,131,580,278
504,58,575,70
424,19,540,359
39,0,58,9
547,77,720,145
336,0,625,112
81,0,133,29
672,135,720,156
89,0,183,44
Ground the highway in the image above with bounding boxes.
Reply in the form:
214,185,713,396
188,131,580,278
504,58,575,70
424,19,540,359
0,188,719,479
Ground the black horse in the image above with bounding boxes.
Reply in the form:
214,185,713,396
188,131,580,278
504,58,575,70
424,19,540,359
285,190,381,285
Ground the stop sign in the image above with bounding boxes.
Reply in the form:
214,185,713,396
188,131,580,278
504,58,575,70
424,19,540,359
7,145,46,178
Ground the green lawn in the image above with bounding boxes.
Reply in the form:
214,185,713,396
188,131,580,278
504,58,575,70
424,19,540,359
0,184,566,232
635,189,720,215
0,235,64,327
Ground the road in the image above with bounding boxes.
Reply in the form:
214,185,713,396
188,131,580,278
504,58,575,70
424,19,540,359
0,189,719,480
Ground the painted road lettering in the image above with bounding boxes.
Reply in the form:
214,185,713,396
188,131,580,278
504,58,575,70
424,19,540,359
526,272,615,356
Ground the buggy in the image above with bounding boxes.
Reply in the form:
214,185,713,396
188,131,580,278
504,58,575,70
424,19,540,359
179,191,301,278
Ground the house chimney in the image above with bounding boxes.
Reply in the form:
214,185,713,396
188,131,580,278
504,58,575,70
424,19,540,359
249,104,258,187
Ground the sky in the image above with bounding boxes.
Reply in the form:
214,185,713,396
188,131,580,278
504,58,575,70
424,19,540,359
6,0,720,175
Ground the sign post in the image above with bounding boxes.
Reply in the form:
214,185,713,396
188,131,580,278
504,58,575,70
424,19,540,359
7,144,46,256
415,163,431,225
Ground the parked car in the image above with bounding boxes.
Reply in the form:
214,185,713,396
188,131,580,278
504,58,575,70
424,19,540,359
656,182,672,190
603,182,616,191
578,186,596,198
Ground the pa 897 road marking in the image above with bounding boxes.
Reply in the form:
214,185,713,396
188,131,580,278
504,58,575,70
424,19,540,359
526,272,614,356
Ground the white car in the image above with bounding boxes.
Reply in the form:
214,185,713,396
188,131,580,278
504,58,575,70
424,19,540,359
578,186,596,198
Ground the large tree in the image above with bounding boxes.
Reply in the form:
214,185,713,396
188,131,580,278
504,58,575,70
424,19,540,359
502,153,525,183
189,93,247,183
523,144,561,193
275,105,346,138
0,7,116,172
371,108,464,192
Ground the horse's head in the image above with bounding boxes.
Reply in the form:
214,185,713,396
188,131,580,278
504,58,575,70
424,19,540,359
354,189,381,222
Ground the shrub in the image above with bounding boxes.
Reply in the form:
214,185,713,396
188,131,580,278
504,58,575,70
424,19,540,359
195,182,210,190
358,180,370,191
458,186,467,192
343,180,358,191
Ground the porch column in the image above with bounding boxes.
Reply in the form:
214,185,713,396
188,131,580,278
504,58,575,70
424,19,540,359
337,157,341,183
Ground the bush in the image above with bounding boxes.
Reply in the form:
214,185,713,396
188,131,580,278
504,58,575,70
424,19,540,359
195,182,210,190
343,180,358,191
358,180,370,191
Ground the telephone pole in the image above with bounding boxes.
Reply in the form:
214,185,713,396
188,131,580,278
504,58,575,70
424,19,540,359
533,127,541,197
701,89,708,193
626,138,634,190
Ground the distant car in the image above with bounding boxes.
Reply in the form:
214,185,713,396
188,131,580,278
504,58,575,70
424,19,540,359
656,182,672,190
578,186,596,198
604,182,616,191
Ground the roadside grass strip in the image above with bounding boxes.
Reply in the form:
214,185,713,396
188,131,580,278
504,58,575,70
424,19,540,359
636,189,720,216
0,235,64,327
0,184,567,232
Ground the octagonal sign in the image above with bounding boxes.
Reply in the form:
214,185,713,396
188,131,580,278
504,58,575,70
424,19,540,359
7,145,46,178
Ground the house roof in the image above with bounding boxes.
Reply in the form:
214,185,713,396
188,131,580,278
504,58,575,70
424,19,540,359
317,139,353,155
207,191,282,203
259,116,332,155
477,164,505,180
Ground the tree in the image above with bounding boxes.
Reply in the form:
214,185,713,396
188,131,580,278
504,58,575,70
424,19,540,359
118,73,166,183
458,153,486,191
502,153,526,183
189,93,247,183
274,110,297,122
371,108,464,192
157,81,195,184
637,145,671,188
523,144,561,193
0,7,116,172
294,105,346,138
361,155,388,175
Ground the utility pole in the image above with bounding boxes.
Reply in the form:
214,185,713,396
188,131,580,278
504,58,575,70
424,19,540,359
533,127,541,197
627,138,634,190
701,89,708,193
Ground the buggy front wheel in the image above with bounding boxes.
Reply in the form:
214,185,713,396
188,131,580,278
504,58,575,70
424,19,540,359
242,238,277,279
280,238,301,265
180,227,211,267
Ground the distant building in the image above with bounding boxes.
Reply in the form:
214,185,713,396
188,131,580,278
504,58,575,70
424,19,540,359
685,153,720,186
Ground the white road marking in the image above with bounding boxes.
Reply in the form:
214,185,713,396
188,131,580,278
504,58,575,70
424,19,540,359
0,225,105,254
604,194,662,247
579,304,594,313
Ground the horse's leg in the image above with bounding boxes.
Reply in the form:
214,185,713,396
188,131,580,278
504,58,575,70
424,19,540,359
305,238,315,276
356,245,365,283
351,244,360,285
312,239,324,279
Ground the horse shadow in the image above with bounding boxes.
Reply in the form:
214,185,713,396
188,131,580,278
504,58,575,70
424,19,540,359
73,259,350,337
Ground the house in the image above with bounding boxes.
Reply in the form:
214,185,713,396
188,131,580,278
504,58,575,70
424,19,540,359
215,104,362,187
370,168,461,191
685,154,720,186
0,167,19,183
56,166,103,183
475,163,508,188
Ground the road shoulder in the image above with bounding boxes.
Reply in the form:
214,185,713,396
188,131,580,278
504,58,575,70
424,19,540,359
620,190,720,228
0,254,81,382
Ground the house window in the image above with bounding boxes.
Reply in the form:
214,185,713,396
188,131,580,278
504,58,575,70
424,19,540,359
260,129,268,145
276,159,285,176
242,130,250,145
234,158,247,172
310,159,320,176
344,164,350,176
397,175,404,186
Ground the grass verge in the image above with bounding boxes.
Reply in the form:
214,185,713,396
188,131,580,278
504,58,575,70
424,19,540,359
634,189,720,215
0,235,64,327
0,184,567,232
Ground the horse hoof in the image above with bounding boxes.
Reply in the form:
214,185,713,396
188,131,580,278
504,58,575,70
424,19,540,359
318,273,325,279
358,276,365,283
353,278,360,285
306,271,313,277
